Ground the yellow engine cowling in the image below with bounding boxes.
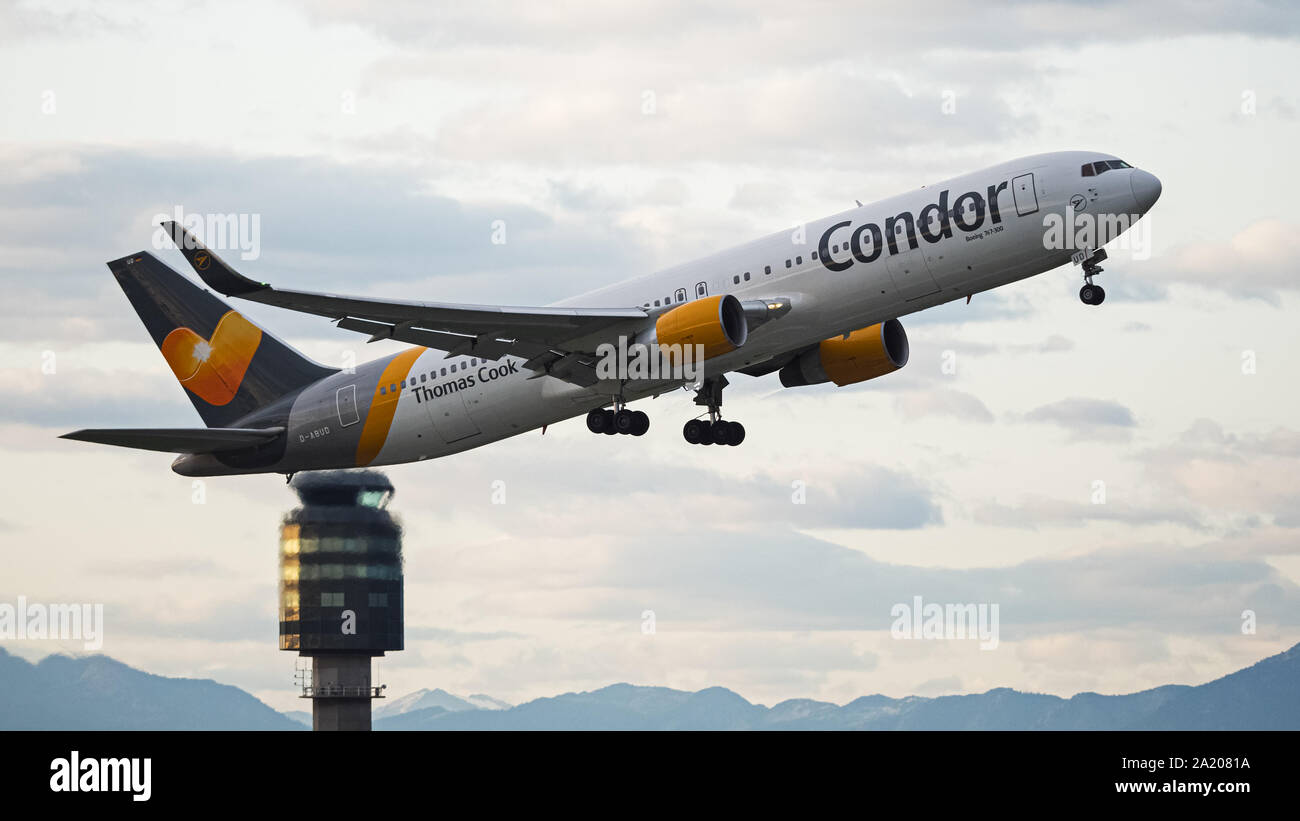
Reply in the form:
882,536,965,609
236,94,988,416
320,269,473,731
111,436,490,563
650,294,748,360
779,319,909,387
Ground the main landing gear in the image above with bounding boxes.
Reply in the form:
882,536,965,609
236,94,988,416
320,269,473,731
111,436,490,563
586,401,649,437
1078,248,1107,306
682,376,746,447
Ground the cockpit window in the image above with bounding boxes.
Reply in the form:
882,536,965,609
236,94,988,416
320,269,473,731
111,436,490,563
1085,159,1133,177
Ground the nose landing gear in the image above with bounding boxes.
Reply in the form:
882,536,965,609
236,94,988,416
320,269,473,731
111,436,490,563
1077,248,1107,306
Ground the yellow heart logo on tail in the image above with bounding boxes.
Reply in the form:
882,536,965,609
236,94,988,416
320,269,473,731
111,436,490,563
160,311,262,405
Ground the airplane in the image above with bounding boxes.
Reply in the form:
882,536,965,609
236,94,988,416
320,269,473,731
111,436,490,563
62,150,1160,476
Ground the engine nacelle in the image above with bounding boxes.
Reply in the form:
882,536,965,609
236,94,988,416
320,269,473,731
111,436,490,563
646,294,748,360
779,319,909,387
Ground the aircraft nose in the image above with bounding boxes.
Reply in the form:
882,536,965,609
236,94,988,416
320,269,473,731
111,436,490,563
1130,169,1162,213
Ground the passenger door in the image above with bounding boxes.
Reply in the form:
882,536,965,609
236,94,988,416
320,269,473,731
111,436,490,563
335,385,360,427
1012,173,1039,216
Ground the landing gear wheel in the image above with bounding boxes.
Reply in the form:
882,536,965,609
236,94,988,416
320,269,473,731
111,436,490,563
630,410,650,436
683,419,705,444
586,409,608,434
1079,284,1105,305
684,377,748,447
601,409,618,434
710,421,732,446
726,421,745,446
614,409,636,434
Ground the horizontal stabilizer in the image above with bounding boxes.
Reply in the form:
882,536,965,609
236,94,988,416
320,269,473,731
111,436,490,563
60,427,284,454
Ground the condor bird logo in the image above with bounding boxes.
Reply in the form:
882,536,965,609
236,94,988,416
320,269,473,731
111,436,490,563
160,311,262,405
193,251,212,270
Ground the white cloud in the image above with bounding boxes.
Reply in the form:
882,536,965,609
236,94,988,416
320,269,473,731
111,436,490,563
1165,219,1300,299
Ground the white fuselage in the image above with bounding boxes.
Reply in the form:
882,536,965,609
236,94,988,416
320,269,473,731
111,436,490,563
248,150,1153,472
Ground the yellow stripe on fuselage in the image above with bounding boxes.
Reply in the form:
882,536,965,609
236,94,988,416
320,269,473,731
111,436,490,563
355,347,425,466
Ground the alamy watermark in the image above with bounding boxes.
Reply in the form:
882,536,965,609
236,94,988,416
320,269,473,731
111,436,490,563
0,596,104,650
890,595,999,650
1042,206,1151,261
50,751,150,801
151,206,262,261
595,338,707,385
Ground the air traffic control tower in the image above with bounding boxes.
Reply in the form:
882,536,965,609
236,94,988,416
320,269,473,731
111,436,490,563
280,470,404,731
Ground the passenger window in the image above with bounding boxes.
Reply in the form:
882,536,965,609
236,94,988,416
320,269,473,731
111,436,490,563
440,368,447,376
811,251,818,260
785,259,792,268
451,364,457,372
796,256,802,265
389,383,396,393
743,272,750,281
765,265,771,274
654,299,661,306
380,386,386,395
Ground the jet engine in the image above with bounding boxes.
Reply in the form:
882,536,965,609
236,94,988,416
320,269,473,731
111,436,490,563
646,294,748,360
779,319,909,387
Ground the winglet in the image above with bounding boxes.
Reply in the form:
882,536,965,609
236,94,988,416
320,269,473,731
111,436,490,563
162,220,269,297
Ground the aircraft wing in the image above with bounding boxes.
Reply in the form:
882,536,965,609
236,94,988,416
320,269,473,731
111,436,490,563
162,222,645,386
61,427,285,454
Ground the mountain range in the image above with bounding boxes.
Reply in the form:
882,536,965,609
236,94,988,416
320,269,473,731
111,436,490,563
3,641,1296,730
0,646,299,730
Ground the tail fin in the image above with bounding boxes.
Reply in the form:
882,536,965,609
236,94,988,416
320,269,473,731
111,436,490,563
108,251,336,428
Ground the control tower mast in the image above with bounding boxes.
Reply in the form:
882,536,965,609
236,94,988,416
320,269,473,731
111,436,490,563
279,470,404,731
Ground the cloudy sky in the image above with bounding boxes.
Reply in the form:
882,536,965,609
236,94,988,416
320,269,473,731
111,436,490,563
2,0,1299,712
